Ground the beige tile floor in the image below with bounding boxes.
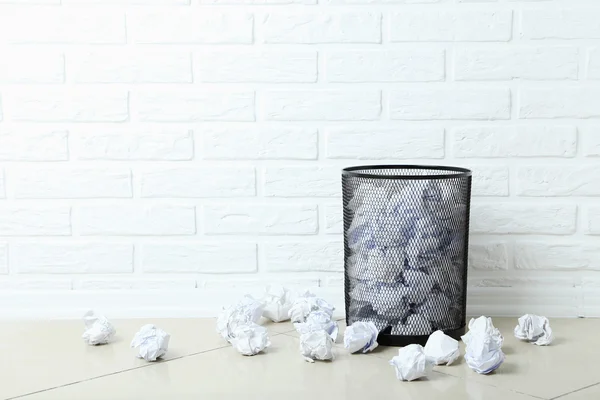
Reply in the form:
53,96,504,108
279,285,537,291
0,317,596,400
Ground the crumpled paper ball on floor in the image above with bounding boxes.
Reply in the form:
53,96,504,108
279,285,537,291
216,295,265,342
344,321,379,354
262,285,293,323
288,291,334,324
230,323,271,356
462,316,503,348
464,333,505,374
299,330,334,363
462,316,504,375
424,330,460,365
389,344,433,381
131,324,170,362
514,314,553,346
294,311,339,341
82,310,116,346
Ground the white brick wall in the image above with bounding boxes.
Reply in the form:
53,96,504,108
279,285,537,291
1,0,600,318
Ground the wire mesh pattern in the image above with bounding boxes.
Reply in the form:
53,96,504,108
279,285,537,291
343,165,472,346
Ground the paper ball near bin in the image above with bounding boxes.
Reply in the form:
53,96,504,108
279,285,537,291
342,165,472,346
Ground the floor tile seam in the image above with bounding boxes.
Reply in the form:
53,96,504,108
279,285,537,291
550,381,600,400
5,341,240,400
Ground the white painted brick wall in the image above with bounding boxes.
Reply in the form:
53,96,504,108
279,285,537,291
11,168,132,199
1,0,600,317
12,243,133,274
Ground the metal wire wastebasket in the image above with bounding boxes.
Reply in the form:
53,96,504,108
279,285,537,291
343,165,472,346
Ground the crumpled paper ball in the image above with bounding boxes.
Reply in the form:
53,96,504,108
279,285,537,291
262,285,293,323
294,311,339,342
403,271,436,304
371,284,410,318
230,323,271,356
514,314,553,346
288,291,334,323
392,314,431,335
464,333,505,374
344,321,379,354
299,330,334,363
419,292,456,328
216,295,265,342
462,316,503,348
462,316,505,374
424,330,460,365
347,183,388,213
82,310,116,346
389,344,433,381
130,324,170,362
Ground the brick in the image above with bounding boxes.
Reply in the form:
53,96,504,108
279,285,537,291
0,127,67,161
391,10,512,42
455,47,578,81
469,241,509,270
7,90,128,122
0,279,72,290
0,207,70,236
204,204,318,235
12,243,133,274
195,50,316,83
518,166,600,196
74,128,193,161
329,0,443,3
141,243,257,273
326,50,444,82
520,88,600,119
129,10,252,44
202,277,319,290
0,0,60,3
203,127,317,160
522,9,600,40
69,50,191,83
470,204,576,234
263,12,381,44
0,50,63,83
65,0,189,3
323,276,343,287
265,167,340,197
200,0,313,3
582,128,600,157
0,9,125,44
324,205,342,234
78,206,195,236
471,166,509,197
390,88,510,120
326,127,444,159
263,90,381,121
586,207,600,235
264,241,343,272
12,168,131,199
516,242,600,270
135,90,254,122
588,48,600,79
141,167,255,198
74,279,196,290
0,243,6,274
453,126,577,158
88,279,195,290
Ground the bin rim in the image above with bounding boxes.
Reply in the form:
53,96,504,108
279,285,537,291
342,165,472,180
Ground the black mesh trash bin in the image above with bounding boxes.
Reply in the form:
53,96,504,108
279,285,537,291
342,165,472,347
